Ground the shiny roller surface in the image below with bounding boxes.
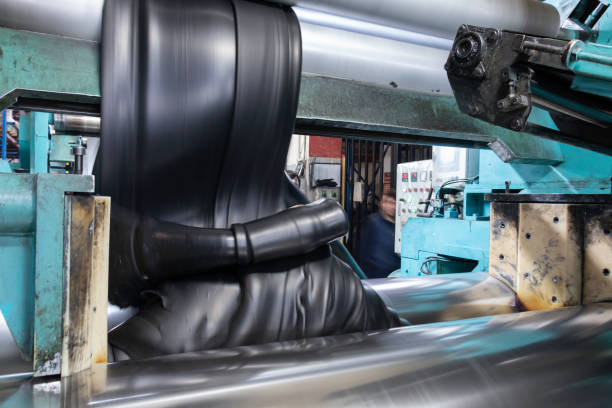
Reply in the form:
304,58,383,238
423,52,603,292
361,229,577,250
0,0,560,42
276,0,561,39
3,304,612,407
0,311,30,378
365,273,519,324
54,114,100,134
300,22,453,94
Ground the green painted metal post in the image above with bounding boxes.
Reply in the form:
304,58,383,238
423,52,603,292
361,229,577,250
20,112,51,174
32,174,94,376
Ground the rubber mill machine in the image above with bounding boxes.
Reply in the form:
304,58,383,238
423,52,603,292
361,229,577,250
0,0,612,406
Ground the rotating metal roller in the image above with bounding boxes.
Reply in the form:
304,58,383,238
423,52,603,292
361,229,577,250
0,0,560,42
273,0,561,39
100,0,401,360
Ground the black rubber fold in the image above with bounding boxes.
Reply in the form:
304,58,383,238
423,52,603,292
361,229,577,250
108,199,349,306
101,0,401,359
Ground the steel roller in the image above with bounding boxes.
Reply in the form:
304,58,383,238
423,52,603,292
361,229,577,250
54,114,100,133
365,272,520,324
274,0,561,39
0,0,560,96
0,0,560,42
3,304,612,406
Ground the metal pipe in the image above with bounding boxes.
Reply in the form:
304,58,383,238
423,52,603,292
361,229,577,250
4,304,611,406
278,0,561,39
0,174,35,233
0,311,30,377
0,0,560,42
365,273,518,324
379,142,384,201
293,6,453,50
1,110,6,160
371,143,377,204
300,22,453,94
54,114,101,134
0,0,558,97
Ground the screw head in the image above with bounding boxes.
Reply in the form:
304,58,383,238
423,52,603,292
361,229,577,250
511,119,523,130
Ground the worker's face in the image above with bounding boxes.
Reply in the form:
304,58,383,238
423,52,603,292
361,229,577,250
381,195,396,220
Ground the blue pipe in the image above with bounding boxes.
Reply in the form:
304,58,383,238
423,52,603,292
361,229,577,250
1,110,7,160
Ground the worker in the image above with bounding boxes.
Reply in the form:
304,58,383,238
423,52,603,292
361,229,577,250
358,189,401,278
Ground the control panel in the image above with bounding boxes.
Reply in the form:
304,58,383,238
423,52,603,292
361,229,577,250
314,186,341,201
395,159,432,253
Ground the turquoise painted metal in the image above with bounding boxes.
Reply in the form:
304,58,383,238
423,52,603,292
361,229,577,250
395,142,612,278
0,173,94,376
20,112,51,174
1,109,6,160
0,159,11,173
392,217,489,277
566,41,612,98
0,110,94,375
0,27,100,111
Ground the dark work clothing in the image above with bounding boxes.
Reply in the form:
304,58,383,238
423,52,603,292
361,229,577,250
359,212,401,279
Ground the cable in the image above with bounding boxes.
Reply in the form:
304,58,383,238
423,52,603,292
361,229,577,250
419,255,453,275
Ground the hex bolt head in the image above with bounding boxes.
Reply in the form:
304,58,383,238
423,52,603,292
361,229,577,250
511,119,523,130
486,30,498,43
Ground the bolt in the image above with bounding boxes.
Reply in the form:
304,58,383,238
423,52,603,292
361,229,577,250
511,119,523,130
525,232,532,239
474,66,484,77
499,254,505,260
512,96,520,105
553,216,559,223
500,222,506,229
505,181,511,193
486,30,498,43
552,276,559,284
497,101,505,109
524,273,530,279
551,296,558,303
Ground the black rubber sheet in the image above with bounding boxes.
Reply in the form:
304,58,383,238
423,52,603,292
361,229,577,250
100,0,400,359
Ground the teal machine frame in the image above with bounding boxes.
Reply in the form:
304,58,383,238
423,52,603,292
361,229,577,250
394,143,612,278
392,0,612,278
